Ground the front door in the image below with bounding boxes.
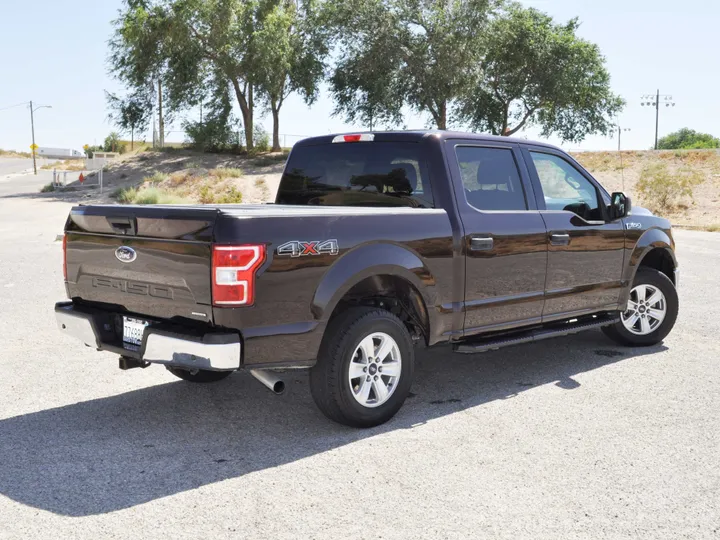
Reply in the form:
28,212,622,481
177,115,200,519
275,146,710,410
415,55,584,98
522,147,626,321
446,141,548,335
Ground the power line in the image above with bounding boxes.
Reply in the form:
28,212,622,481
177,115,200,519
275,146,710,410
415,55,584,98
0,101,29,112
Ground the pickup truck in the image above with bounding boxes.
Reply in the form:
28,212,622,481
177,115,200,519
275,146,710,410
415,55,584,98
56,131,679,427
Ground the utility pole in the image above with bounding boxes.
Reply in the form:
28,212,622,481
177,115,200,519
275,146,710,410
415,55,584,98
641,90,675,150
30,100,36,175
28,101,52,175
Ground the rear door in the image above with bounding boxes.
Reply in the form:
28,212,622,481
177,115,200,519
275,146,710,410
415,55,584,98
445,139,548,335
65,205,219,323
521,146,625,320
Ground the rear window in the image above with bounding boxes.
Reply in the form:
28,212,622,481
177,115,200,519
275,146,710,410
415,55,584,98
276,142,433,208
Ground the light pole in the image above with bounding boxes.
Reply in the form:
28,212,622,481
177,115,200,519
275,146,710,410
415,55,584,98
641,90,675,150
617,126,631,152
29,101,52,175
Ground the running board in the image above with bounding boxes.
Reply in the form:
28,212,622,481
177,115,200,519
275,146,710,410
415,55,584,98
453,314,620,354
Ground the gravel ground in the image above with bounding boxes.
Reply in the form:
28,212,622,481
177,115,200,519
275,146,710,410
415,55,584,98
0,179,718,539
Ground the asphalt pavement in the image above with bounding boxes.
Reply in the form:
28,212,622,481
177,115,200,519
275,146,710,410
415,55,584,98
0,173,718,539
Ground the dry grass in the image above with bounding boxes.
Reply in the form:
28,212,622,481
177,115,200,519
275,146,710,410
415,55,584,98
112,186,190,205
0,148,32,158
41,159,86,171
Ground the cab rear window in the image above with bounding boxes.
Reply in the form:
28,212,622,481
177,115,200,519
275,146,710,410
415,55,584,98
276,142,433,208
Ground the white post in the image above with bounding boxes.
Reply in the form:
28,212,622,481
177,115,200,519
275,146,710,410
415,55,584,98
53,169,57,186
63,171,67,186
99,168,103,194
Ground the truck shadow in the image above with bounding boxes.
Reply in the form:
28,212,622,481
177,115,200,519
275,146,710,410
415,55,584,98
0,331,665,516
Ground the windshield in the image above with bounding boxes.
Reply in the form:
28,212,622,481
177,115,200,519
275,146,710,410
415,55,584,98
276,142,434,208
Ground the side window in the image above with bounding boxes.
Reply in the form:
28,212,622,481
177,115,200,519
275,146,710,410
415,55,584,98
455,146,527,211
530,152,603,221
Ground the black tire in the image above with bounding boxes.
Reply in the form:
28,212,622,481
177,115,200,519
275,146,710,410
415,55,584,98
310,307,415,428
167,367,234,383
602,268,678,347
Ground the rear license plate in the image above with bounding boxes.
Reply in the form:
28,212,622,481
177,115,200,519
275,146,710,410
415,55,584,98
123,317,149,346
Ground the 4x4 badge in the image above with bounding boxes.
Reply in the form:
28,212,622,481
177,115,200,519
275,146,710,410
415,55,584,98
277,240,339,258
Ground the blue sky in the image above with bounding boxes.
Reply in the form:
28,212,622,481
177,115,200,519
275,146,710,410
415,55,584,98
0,0,717,153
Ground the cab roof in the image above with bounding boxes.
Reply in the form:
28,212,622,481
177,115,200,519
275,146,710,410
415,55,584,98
294,130,562,152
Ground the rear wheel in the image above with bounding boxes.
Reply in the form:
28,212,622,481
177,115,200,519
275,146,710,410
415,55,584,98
602,268,678,346
167,367,234,383
310,307,414,428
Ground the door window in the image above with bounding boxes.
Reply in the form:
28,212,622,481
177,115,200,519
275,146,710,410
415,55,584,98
530,152,603,221
455,147,527,211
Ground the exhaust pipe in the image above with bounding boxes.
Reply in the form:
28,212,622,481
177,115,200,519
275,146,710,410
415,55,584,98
250,369,285,394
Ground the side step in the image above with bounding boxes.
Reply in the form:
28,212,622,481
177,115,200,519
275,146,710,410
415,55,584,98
453,314,620,354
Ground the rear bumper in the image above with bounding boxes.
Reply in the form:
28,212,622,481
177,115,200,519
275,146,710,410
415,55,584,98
55,302,241,371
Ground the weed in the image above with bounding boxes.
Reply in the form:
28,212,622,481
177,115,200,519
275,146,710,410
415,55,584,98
143,172,169,185
40,160,86,172
113,186,188,204
210,168,243,180
113,186,137,203
706,224,720,232
254,178,267,188
40,183,55,193
215,186,243,204
198,185,214,204
636,162,704,214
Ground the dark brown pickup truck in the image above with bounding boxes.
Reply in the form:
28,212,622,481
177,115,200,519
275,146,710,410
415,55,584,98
56,131,679,427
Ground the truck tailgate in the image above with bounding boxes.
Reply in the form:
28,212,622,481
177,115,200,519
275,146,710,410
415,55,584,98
65,205,219,323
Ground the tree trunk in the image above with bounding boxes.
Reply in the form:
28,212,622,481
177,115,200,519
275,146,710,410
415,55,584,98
437,101,447,130
131,127,134,150
158,79,164,148
231,79,253,150
271,101,281,152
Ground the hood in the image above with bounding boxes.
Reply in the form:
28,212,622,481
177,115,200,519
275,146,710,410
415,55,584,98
630,205,654,217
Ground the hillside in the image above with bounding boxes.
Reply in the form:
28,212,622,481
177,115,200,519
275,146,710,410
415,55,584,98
42,147,719,229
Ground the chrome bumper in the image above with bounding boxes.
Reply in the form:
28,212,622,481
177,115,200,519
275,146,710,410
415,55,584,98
55,303,241,371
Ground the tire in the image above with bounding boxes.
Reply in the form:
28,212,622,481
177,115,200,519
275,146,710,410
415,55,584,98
310,307,415,428
167,367,234,383
602,268,678,347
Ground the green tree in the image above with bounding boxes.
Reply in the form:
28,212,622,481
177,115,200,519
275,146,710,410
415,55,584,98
657,128,720,150
106,92,152,150
457,4,624,141
325,0,496,130
254,0,327,151
109,1,173,146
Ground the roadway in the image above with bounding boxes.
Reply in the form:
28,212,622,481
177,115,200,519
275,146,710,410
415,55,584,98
0,174,718,539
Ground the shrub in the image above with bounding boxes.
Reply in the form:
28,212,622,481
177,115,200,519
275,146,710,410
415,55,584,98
211,168,243,180
113,186,188,204
253,125,270,153
215,186,243,204
103,132,127,154
40,183,55,193
657,128,720,150
143,172,169,185
184,117,241,153
636,162,704,213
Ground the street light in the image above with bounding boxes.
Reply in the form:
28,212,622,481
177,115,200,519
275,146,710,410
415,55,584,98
616,126,631,152
640,90,675,150
29,101,52,175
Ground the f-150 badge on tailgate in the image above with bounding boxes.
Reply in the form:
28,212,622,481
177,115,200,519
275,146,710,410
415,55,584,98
277,240,339,258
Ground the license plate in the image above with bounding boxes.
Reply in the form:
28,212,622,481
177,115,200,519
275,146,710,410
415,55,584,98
123,317,149,346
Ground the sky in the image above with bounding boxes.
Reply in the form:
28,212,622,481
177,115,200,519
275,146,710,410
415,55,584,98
0,0,718,153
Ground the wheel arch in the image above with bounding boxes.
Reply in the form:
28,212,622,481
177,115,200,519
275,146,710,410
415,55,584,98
621,228,677,306
312,243,437,344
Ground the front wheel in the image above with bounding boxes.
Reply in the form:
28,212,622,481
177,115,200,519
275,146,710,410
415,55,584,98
167,367,234,383
602,268,678,346
310,307,415,428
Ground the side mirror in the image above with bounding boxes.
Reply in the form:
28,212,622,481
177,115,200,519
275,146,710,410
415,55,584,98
610,192,631,220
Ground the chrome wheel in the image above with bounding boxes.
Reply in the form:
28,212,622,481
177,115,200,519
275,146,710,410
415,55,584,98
621,284,667,336
348,332,402,408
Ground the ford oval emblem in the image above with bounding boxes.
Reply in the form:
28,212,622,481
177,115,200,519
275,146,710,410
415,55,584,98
115,246,137,263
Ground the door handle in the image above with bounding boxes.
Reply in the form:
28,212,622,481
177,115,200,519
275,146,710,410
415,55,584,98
470,237,494,251
550,232,570,246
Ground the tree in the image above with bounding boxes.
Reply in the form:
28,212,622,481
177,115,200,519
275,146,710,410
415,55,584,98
657,128,720,150
254,0,326,151
457,4,624,141
106,92,152,150
108,1,173,146
325,0,496,130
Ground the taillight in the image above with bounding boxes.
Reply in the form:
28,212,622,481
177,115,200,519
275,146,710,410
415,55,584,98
62,235,67,281
212,245,266,306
